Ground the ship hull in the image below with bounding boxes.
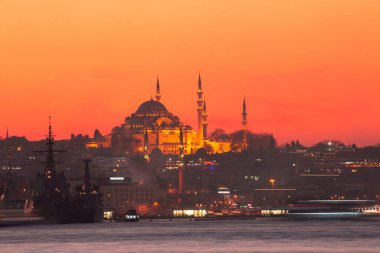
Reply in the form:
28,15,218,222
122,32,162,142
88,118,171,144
0,216,45,227
35,206,102,224
287,212,364,220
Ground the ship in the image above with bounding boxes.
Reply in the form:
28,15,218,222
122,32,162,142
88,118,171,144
32,118,103,224
260,200,380,220
72,157,103,223
286,200,380,220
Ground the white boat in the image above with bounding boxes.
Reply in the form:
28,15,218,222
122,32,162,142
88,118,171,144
286,200,380,220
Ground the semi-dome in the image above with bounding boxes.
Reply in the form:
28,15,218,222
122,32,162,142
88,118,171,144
136,99,168,114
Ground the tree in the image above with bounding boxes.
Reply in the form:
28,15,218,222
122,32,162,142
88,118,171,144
210,128,230,141
230,130,277,153
69,134,90,150
230,130,251,153
121,136,141,156
111,134,120,154
249,134,276,152
195,148,208,157
286,139,304,150
203,142,214,155
93,129,103,140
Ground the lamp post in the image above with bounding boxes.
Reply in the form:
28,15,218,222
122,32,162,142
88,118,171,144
269,178,275,189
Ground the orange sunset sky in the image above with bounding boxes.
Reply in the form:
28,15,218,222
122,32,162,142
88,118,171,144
0,1,379,146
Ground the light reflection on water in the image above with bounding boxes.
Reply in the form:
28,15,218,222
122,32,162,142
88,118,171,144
1,219,380,253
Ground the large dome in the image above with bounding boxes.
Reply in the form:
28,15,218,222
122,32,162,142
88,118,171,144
136,99,168,114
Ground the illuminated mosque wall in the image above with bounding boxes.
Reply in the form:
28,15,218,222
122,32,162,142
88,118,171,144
87,76,234,155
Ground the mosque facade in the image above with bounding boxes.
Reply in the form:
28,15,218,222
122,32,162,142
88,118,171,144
87,75,239,155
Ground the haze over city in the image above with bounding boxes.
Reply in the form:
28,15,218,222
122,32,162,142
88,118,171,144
1,0,380,145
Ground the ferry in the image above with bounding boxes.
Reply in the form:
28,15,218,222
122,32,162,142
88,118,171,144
287,200,380,220
261,200,380,220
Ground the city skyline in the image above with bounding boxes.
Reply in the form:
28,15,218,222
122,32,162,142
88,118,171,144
1,1,380,146
2,2,380,250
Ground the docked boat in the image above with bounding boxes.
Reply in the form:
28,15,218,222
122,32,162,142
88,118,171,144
124,209,140,222
32,119,103,224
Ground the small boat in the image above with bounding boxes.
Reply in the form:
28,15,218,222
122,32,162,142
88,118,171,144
124,209,140,222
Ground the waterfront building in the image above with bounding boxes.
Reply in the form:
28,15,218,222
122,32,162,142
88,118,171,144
100,176,166,215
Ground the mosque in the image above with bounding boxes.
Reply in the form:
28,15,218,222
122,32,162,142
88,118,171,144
87,75,247,155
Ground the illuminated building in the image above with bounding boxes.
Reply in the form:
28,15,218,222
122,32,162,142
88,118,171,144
88,75,232,155
173,209,207,218
100,177,165,215
185,159,224,190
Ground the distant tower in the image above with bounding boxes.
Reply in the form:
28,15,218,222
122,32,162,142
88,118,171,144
178,126,184,195
144,128,149,161
155,77,161,102
197,74,204,144
179,125,184,156
82,156,92,193
202,100,208,140
6,127,9,139
242,97,248,130
242,98,248,151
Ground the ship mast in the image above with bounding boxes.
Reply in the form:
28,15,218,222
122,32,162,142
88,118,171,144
2,139,13,200
35,116,66,190
83,153,92,193
45,116,56,179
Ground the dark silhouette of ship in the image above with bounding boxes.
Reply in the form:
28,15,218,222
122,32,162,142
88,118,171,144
32,118,102,223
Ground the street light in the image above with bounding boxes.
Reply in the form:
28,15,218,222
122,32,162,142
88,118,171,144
269,179,275,189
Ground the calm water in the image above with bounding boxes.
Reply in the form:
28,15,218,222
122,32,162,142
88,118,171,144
1,219,380,253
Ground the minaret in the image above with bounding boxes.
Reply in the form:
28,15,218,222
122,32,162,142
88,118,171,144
155,77,161,102
242,97,247,130
144,128,149,161
197,74,204,144
179,125,184,156
242,98,248,151
202,100,208,140
178,126,184,195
